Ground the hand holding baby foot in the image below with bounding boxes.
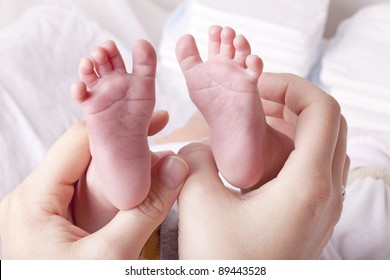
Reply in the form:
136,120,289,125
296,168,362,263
176,26,293,188
178,73,348,259
0,123,189,259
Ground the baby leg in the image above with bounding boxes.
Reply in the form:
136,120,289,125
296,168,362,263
71,40,156,211
176,26,267,188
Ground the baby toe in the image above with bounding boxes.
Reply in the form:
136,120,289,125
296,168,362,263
78,57,98,88
101,40,127,73
176,34,203,72
131,39,157,77
245,55,263,80
234,34,252,67
208,25,223,58
220,26,236,59
91,46,114,77
71,81,89,103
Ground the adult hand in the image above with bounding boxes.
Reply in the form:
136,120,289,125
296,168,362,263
178,73,349,259
0,120,188,259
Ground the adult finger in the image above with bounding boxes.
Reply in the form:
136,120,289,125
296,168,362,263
259,73,341,175
332,116,348,193
78,154,189,259
262,98,284,118
33,122,90,187
177,142,239,259
262,98,296,139
313,115,348,236
178,142,228,199
327,115,348,225
26,122,91,217
262,98,297,128
148,110,169,136
265,117,295,140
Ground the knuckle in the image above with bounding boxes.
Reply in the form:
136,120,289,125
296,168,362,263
137,188,166,220
297,177,344,233
324,94,341,117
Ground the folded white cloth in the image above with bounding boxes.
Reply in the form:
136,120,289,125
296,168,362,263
190,0,329,76
320,4,390,134
156,0,330,135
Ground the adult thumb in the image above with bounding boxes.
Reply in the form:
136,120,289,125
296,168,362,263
82,155,188,259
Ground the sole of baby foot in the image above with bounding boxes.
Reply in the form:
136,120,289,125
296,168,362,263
71,40,157,209
176,26,267,188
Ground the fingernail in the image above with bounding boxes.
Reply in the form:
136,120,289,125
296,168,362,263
157,109,169,116
158,156,189,189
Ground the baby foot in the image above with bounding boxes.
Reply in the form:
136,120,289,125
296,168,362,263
71,40,156,209
176,26,266,188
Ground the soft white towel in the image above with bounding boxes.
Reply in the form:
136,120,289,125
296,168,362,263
320,4,390,133
156,0,330,136
189,0,329,76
